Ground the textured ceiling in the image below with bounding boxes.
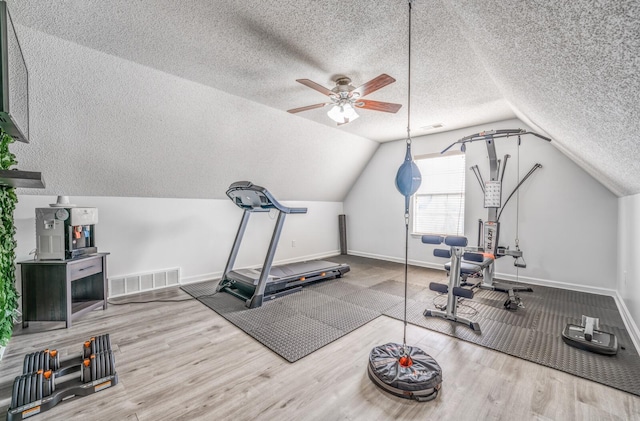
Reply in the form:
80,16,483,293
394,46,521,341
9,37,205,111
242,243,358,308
6,0,640,197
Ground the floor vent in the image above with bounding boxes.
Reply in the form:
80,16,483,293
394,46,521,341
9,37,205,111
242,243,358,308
109,268,180,297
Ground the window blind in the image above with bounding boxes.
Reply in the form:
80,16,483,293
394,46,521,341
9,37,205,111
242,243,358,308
413,154,465,235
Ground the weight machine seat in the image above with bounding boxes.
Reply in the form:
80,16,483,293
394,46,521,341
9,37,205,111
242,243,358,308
444,257,493,276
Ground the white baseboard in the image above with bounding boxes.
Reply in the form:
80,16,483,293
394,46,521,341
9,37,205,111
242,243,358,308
350,249,618,295
347,250,443,271
613,292,640,354
181,271,222,285
494,273,618,298
348,249,640,352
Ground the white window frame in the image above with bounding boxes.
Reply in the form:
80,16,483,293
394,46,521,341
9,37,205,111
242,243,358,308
411,152,465,236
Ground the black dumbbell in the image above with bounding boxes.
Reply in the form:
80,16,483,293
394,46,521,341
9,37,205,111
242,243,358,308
10,370,51,409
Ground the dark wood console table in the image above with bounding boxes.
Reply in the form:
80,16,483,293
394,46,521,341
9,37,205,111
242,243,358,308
19,253,109,328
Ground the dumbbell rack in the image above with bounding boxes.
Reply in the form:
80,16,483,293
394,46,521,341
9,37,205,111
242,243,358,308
7,334,118,421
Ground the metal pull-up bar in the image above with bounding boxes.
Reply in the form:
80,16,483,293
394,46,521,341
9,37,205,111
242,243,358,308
441,129,551,154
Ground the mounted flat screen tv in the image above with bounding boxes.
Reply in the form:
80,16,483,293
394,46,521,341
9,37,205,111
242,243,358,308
0,1,28,143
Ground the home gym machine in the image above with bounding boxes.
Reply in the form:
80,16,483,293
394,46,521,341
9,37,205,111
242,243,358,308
441,129,550,310
422,234,481,332
7,334,117,421
216,181,350,309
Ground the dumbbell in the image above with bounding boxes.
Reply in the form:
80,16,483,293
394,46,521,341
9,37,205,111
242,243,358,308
10,370,54,409
22,349,60,374
81,350,116,383
83,334,112,358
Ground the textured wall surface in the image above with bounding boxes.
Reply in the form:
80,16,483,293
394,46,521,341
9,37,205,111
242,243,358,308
11,26,378,201
5,0,638,199
14,195,344,286
344,119,618,290
443,0,640,196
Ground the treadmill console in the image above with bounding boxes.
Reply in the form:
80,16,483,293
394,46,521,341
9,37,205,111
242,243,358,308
226,181,307,214
227,182,272,211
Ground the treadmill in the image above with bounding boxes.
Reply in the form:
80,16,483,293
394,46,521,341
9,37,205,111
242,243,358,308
216,181,350,308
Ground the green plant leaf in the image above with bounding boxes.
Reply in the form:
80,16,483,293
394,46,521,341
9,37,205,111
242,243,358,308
0,129,18,347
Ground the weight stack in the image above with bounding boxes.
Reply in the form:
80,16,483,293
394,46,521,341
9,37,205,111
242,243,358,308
339,214,347,255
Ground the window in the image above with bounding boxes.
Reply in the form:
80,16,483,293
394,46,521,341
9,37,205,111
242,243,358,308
412,153,465,236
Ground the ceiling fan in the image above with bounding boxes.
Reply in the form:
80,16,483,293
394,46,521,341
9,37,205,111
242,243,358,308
287,74,402,125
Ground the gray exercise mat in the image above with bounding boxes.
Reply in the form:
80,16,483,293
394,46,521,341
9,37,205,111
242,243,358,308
181,282,383,363
181,256,640,396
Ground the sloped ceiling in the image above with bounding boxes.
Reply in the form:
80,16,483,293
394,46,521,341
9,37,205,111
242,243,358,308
6,0,640,199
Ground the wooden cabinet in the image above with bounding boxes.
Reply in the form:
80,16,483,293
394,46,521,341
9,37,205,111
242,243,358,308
19,253,109,328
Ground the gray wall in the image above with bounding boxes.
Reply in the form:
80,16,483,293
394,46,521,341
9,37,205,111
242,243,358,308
15,195,343,296
344,119,618,290
618,193,640,348
12,24,378,202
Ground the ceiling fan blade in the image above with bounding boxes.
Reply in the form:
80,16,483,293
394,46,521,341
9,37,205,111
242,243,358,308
296,79,334,96
356,99,402,113
351,74,396,97
287,103,329,114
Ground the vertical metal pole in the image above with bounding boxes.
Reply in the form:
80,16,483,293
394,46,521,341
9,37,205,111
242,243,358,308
486,138,499,223
218,209,250,291
484,138,499,287
248,211,287,308
447,247,462,317
403,213,409,347
483,262,494,286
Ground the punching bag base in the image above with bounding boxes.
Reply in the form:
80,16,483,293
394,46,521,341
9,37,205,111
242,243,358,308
367,342,442,402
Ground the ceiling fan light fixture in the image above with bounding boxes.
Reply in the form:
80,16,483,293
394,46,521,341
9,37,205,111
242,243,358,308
327,103,359,124
288,74,399,124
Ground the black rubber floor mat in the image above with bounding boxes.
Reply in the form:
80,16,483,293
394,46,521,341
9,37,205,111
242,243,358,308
181,280,382,362
181,264,640,395
385,280,640,396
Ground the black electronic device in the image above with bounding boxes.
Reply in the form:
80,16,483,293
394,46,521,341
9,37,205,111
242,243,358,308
0,0,29,143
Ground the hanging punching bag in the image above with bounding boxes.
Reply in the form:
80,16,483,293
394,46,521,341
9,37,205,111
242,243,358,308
395,141,422,211
368,0,442,403
368,140,443,402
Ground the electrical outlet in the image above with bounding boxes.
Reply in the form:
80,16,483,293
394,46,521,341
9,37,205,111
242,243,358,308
292,240,296,248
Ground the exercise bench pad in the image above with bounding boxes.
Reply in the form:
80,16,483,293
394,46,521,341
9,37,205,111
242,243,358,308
445,257,493,275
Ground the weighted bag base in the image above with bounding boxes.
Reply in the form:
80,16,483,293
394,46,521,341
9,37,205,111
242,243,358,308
368,342,442,402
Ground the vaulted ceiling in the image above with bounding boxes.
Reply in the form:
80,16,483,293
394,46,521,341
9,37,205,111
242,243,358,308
7,0,640,198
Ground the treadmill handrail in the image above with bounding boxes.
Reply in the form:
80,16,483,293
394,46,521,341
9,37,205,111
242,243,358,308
226,181,307,214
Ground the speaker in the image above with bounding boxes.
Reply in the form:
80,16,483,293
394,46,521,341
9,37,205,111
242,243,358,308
338,214,347,255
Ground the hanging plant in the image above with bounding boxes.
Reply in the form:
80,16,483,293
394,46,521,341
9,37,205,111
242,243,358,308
0,130,18,347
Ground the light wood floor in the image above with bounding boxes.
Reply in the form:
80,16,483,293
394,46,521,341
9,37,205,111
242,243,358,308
2,271,640,420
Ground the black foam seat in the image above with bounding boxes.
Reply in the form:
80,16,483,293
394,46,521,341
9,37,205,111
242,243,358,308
444,258,493,275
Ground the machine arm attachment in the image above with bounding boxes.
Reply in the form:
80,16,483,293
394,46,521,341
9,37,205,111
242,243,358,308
496,163,543,222
471,165,485,193
441,129,551,154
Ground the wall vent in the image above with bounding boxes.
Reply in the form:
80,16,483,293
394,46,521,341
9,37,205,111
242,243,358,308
421,123,444,130
109,267,180,297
